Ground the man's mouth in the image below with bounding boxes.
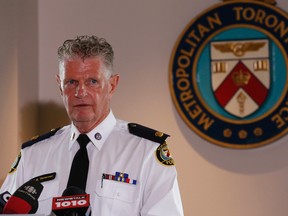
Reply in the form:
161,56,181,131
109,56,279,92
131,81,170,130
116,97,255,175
74,104,90,107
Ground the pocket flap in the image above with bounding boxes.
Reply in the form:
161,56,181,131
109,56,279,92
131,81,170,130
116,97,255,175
95,179,139,203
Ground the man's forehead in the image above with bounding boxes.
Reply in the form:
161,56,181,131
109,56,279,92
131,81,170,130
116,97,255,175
63,57,103,66
59,57,104,74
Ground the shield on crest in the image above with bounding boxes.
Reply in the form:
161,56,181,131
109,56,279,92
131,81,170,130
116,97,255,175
211,39,270,118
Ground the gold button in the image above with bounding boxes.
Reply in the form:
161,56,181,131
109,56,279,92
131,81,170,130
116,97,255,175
155,131,164,137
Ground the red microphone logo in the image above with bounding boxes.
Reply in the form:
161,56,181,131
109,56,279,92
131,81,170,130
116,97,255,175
52,194,90,210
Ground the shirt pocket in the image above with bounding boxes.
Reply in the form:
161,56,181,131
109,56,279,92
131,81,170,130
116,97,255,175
94,179,140,215
38,180,59,201
36,180,59,214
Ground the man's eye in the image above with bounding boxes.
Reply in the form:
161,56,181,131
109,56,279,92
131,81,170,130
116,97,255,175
90,79,97,84
64,80,77,87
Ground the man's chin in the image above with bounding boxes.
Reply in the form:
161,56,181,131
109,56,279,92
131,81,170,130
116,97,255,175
72,113,94,123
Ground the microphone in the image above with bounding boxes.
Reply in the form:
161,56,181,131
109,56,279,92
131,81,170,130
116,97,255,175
2,179,43,214
52,186,91,216
0,191,11,213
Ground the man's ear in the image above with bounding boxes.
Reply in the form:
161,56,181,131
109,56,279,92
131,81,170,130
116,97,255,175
109,74,120,97
56,74,63,96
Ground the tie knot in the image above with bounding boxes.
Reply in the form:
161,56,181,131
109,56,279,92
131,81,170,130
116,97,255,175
77,134,90,148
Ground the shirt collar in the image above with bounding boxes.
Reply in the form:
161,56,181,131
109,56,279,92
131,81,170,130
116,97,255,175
69,111,116,150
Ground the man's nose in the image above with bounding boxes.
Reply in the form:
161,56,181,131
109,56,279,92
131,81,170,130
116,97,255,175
75,83,87,98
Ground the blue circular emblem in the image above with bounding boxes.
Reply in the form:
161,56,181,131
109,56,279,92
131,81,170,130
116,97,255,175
170,1,288,148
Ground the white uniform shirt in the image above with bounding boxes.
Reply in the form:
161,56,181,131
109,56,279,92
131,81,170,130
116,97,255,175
0,112,184,216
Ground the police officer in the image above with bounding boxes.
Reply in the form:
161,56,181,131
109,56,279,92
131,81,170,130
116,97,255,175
0,35,184,215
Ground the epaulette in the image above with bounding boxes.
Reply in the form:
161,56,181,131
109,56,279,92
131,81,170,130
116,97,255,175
128,123,170,144
21,127,61,149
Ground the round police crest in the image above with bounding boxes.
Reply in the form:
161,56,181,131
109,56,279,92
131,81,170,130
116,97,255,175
156,142,175,166
169,0,288,148
9,152,21,174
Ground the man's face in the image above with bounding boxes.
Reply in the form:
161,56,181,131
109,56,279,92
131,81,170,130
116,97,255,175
57,57,119,133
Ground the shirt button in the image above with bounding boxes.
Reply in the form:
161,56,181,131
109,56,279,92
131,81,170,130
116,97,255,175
95,132,102,140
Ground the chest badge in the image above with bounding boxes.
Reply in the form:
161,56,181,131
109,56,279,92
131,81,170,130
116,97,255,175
102,172,137,187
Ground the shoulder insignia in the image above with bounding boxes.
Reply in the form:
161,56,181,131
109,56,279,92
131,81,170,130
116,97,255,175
156,142,175,166
21,127,61,149
8,151,21,174
128,123,170,144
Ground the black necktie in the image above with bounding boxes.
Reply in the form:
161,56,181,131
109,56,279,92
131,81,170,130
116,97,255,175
67,134,90,191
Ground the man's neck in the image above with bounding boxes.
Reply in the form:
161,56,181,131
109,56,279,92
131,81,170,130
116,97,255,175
73,112,110,133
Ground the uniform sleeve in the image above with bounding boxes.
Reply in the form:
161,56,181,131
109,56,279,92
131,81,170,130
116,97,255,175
0,150,24,195
140,144,184,216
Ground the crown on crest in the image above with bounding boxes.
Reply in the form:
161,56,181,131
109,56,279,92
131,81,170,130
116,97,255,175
232,70,251,86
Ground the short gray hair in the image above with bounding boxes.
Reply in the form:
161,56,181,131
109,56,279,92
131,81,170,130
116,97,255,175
58,35,114,77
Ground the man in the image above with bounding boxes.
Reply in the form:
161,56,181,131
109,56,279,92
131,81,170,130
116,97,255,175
0,35,184,215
